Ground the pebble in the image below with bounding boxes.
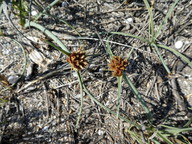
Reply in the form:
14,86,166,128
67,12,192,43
8,75,19,84
98,129,104,135
25,63,34,81
42,126,49,132
31,11,38,16
72,71,78,77
75,94,81,98
125,18,133,24
61,2,69,7
174,40,183,49
75,93,85,98
185,41,190,44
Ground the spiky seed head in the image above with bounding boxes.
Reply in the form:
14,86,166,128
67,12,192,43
108,56,128,77
67,49,88,71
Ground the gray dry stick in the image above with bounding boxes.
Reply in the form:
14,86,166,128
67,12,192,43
17,65,71,93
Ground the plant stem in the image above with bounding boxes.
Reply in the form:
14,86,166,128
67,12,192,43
157,44,192,68
83,83,140,128
24,21,70,55
152,44,171,74
155,0,180,39
123,74,152,121
117,76,122,118
34,0,61,21
75,71,84,130
110,32,149,43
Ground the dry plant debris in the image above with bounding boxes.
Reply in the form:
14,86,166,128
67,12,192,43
0,0,192,143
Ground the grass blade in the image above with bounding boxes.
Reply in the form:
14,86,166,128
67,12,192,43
157,132,173,144
11,40,27,86
143,0,154,42
126,46,134,59
143,0,151,11
183,117,192,127
83,84,140,128
152,44,171,74
44,40,70,56
24,21,70,54
0,98,9,106
110,32,149,43
126,129,144,144
123,74,152,121
116,76,122,118
0,3,3,14
34,0,61,21
178,134,192,144
75,71,84,130
155,0,180,39
57,18,81,37
17,0,27,26
151,138,161,144
157,44,192,68
106,35,114,58
160,125,192,136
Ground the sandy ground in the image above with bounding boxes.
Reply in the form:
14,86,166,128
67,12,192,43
0,0,192,143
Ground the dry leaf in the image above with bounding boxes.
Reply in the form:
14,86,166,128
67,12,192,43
29,49,51,69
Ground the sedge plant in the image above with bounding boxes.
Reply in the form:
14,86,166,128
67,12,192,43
23,0,192,141
109,0,192,143
111,0,192,70
24,21,141,130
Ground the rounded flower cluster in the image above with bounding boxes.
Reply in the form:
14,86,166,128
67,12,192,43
108,56,128,77
66,50,88,71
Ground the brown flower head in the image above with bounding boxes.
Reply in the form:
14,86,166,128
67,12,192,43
66,49,88,71
108,56,128,77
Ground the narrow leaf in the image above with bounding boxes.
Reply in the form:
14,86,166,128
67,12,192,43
24,21,70,54
110,32,149,43
123,74,152,120
157,44,192,68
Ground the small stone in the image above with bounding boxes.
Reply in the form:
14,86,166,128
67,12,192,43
72,71,78,77
185,41,190,44
31,11,38,16
75,94,81,98
98,129,104,135
61,2,69,7
125,18,133,23
42,126,49,132
8,75,19,84
175,40,183,49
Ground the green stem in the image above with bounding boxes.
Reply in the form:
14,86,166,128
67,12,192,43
83,83,141,128
123,74,152,121
34,0,61,21
117,76,122,118
75,71,84,130
157,44,192,68
110,32,149,43
152,44,171,74
12,40,27,86
24,21,70,55
155,0,180,39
